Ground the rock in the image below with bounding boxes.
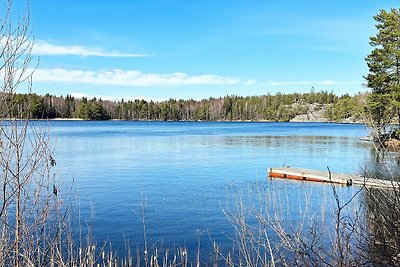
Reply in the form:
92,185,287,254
290,103,328,122
289,103,364,123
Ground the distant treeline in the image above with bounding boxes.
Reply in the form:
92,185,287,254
2,90,367,122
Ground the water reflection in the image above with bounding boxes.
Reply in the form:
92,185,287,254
361,186,400,265
351,145,400,265
221,135,361,153
45,121,375,260
363,147,400,180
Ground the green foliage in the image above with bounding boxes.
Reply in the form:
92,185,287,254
75,98,110,120
1,90,366,122
326,94,366,122
366,8,400,129
329,99,355,121
109,90,338,122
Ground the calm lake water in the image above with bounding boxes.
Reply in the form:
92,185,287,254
44,121,373,258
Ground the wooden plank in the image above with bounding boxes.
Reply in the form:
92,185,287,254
268,167,399,189
351,176,398,188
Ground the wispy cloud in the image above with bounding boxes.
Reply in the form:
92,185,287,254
263,80,361,86
32,68,240,87
32,40,149,57
243,79,257,85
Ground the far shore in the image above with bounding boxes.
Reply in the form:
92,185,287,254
27,118,364,124
46,118,84,121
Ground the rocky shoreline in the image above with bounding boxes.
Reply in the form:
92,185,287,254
289,103,363,124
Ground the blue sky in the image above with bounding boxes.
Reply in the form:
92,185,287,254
19,1,400,100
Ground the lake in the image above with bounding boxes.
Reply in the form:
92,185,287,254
44,121,373,259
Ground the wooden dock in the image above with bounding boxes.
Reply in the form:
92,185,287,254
268,167,399,189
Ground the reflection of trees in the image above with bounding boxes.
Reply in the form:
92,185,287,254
359,149,400,265
362,187,400,266
367,146,400,178
221,135,352,147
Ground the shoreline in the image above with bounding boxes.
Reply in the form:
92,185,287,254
45,118,84,121
27,118,364,124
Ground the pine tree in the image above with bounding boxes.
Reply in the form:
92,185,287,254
366,9,400,132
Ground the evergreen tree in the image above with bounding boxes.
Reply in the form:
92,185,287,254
65,94,75,118
75,97,89,119
366,9,400,131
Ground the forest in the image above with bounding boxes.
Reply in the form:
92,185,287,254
2,90,367,122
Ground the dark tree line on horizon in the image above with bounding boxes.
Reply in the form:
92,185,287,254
0,90,367,122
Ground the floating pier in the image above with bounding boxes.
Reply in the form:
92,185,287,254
268,167,399,189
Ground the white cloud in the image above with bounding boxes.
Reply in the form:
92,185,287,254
32,40,148,57
32,68,240,87
263,80,361,87
243,79,257,85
